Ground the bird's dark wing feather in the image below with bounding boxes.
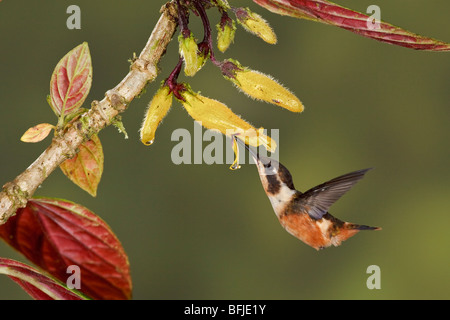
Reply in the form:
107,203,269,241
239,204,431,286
299,168,372,220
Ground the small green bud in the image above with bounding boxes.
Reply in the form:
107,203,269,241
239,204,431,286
217,18,236,52
178,33,200,77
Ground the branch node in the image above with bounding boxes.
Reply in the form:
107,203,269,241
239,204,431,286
161,1,179,20
1,182,29,215
106,91,128,113
90,99,110,125
132,58,148,72
52,136,78,160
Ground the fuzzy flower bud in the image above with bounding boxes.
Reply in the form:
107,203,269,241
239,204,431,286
178,32,200,77
233,7,277,44
216,17,236,52
221,60,304,113
140,84,173,146
179,89,276,152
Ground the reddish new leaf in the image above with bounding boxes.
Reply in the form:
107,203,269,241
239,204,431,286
60,134,104,197
253,0,450,51
49,42,92,117
0,198,132,300
0,258,85,300
20,123,55,143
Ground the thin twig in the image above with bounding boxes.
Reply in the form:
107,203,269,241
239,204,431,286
0,1,179,224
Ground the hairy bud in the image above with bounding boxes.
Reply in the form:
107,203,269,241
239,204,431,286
233,7,277,44
178,33,200,77
217,17,236,52
179,89,276,152
221,60,304,112
140,84,173,146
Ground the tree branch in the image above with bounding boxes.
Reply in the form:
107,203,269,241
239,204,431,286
0,1,179,225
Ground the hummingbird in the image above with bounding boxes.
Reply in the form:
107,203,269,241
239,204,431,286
235,139,381,250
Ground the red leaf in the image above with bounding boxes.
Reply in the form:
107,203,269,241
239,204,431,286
60,134,104,197
0,258,85,300
49,42,92,117
0,198,132,300
253,0,450,51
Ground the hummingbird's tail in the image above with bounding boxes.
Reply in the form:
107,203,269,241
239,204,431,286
346,223,382,231
329,222,381,248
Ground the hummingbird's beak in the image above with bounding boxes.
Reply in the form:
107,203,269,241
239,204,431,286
233,135,278,176
234,137,259,163
233,135,280,176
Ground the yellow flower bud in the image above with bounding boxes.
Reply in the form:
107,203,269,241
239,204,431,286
217,19,236,53
180,90,276,152
140,85,173,146
234,7,277,44
222,60,304,112
178,33,200,77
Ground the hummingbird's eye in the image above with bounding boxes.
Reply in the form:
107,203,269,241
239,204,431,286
263,161,272,168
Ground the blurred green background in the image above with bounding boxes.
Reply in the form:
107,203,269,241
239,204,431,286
0,0,449,299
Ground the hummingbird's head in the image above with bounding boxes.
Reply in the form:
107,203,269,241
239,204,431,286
254,154,295,193
248,147,298,216
235,138,296,194
254,154,279,176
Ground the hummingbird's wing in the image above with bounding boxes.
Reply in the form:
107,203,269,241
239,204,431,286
299,168,372,220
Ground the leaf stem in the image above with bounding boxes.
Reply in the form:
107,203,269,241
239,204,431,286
167,57,185,100
194,1,219,65
176,0,191,38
